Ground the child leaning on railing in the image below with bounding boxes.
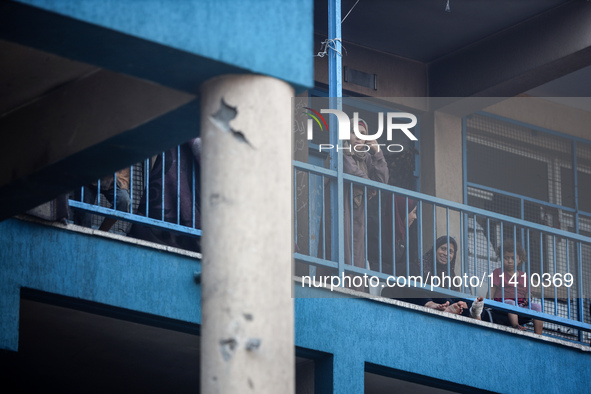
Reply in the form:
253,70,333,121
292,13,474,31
490,239,543,334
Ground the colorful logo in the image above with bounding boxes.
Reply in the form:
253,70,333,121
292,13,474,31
301,108,418,153
303,107,328,133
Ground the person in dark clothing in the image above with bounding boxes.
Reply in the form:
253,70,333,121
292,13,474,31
128,138,201,253
409,236,484,319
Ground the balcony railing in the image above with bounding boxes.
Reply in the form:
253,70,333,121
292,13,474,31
294,159,591,345
68,142,202,252
65,141,591,344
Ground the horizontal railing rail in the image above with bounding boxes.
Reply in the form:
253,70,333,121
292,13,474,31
296,161,591,243
68,200,202,237
467,182,578,216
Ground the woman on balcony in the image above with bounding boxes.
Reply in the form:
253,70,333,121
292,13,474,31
343,119,388,288
410,236,484,319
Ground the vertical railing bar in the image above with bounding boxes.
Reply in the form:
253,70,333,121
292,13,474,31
514,226,518,303
526,229,531,310
500,223,504,303
473,214,478,295
418,200,423,281
446,208,450,286
405,197,409,278
460,212,464,293
378,190,382,273
553,235,557,316
113,170,118,211
130,165,134,212
487,218,491,300
161,151,165,221
192,156,196,228
566,240,571,319
145,158,150,217
308,173,313,256
97,178,101,206
177,145,181,225
350,182,354,267
364,185,368,269
577,242,584,343
337,162,344,281
540,231,544,313
432,204,437,279
392,194,396,276
322,175,326,260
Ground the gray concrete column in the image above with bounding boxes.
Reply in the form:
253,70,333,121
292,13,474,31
420,112,464,274
200,74,294,393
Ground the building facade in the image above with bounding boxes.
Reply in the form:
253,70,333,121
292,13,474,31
1,0,591,392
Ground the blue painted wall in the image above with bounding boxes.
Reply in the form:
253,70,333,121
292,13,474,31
13,0,314,90
0,219,202,351
295,286,591,393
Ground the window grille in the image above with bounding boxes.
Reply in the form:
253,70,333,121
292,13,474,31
465,112,591,339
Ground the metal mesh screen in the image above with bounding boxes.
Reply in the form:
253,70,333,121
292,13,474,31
576,142,591,214
466,113,574,207
466,113,590,340
89,162,144,234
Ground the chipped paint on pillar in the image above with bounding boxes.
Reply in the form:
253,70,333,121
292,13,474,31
200,74,294,392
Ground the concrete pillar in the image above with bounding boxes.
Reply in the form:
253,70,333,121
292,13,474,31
200,74,295,393
432,111,464,206
421,112,464,274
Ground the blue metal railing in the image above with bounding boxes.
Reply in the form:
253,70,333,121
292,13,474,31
68,144,202,243
294,159,591,344
66,140,591,343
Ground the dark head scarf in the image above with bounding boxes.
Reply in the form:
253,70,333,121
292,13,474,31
394,195,416,242
422,235,458,279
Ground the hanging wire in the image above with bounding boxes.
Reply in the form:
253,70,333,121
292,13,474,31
342,0,361,23
313,0,360,58
314,0,360,58
314,38,347,58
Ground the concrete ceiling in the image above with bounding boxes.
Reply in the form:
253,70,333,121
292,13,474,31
315,0,572,63
0,38,199,221
315,0,591,100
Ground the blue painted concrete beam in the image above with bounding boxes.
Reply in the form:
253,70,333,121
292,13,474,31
2,218,590,393
0,99,201,221
0,219,202,351
295,286,591,393
4,0,314,92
